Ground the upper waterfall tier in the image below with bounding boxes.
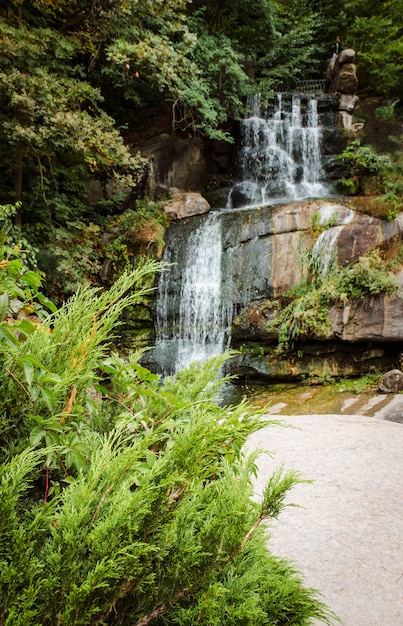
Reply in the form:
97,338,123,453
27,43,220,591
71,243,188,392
227,93,331,209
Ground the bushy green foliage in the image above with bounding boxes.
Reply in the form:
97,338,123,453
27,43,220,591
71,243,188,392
0,249,335,626
340,140,390,178
346,4,403,97
338,140,403,207
337,250,398,300
34,221,102,299
0,14,145,225
18,200,168,303
103,202,168,274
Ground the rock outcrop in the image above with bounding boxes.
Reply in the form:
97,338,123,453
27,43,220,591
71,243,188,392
326,49,363,137
220,199,403,382
220,200,401,301
141,135,208,193
163,189,211,220
327,48,358,96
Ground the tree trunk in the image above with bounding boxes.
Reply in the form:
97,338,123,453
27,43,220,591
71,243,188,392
14,139,23,226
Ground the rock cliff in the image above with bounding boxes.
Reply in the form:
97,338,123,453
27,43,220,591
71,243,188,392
225,200,403,382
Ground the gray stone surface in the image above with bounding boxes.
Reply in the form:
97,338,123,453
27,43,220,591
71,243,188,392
163,190,210,220
247,410,403,626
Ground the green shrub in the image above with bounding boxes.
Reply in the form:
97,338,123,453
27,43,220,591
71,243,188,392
0,250,335,626
338,140,403,203
337,250,398,299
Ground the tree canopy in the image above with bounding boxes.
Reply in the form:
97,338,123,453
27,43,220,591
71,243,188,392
0,0,401,261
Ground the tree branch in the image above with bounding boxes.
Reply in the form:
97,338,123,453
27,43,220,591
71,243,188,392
134,589,188,626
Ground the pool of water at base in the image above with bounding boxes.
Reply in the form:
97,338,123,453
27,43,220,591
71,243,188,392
222,379,394,419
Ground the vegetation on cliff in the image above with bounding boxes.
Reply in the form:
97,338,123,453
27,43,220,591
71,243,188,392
267,245,399,353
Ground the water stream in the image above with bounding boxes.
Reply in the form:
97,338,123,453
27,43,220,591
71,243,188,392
154,94,332,375
154,212,232,376
227,94,330,209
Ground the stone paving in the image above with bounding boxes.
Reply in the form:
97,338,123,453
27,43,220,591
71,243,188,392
247,394,403,626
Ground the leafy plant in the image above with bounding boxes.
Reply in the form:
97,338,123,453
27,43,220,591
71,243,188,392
104,202,168,275
311,210,339,236
338,139,403,207
0,247,336,626
267,246,398,353
375,99,400,122
337,250,398,300
340,140,390,178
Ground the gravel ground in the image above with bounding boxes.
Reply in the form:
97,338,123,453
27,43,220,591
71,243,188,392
247,412,403,626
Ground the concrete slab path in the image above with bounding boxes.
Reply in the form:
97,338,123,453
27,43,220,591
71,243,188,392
247,413,403,626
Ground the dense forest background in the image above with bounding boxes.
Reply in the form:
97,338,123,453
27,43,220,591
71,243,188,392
0,0,402,301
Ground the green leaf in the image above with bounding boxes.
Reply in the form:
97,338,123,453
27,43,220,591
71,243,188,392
22,359,34,388
17,354,48,370
0,292,8,320
146,450,157,467
7,259,23,275
15,318,36,336
29,427,46,446
40,386,55,412
45,433,56,447
69,449,87,470
94,383,108,395
45,420,64,433
29,414,45,424
41,373,63,384
21,270,42,290
0,324,18,347
36,291,57,313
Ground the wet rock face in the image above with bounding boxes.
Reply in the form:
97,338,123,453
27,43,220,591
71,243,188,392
217,197,403,321
227,345,392,385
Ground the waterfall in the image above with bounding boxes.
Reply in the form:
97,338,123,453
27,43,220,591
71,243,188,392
312,205,355,274
227,93,330,209
154,212,232,376
153,93,333,375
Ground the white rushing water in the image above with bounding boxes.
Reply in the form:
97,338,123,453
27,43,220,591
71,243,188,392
154,212,232,376
227,93,330,209
312,205,355,273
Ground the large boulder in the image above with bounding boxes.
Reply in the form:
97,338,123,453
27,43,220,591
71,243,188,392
163,189,211,220
337,63,359,95
379,370,403,393
327,49,358,96
329,270,403,341
338,49,356,65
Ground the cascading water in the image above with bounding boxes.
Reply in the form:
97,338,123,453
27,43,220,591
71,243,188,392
154,212,232,376
312,205,355,273
154,93,332,375
227,93,330,209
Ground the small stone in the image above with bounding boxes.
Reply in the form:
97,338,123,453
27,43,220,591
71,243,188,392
379,369,403,393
